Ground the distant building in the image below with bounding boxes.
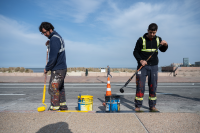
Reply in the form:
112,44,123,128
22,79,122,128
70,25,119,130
171,63,183,67
183,58,189,67
100,68,106,72
195,61,200,66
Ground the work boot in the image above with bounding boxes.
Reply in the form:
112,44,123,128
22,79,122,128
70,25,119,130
134,107,140,112
48,106,60,111
59,105,68,110
149,107,158,112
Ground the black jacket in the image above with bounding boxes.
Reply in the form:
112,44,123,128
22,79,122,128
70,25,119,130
133,33,168,66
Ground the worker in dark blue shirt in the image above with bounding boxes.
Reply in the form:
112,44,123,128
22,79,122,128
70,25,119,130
39,22,68,111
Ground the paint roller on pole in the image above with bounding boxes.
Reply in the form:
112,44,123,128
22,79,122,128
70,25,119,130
37,47,49,112
119,44,162,93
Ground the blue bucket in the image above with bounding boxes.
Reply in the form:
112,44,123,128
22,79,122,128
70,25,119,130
105,95,120,112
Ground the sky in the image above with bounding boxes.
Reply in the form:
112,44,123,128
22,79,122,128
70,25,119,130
0,0,200,68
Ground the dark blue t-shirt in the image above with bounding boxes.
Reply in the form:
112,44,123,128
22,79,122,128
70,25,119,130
45,31,67,71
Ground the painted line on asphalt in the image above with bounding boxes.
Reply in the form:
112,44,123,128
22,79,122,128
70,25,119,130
0,87,105,88
0,84,107,86
0,83,110,85
1,83,199,86
0,83,200,86
0,86,199,89
115,93,172,95
0,94,25,95
120,86,200,88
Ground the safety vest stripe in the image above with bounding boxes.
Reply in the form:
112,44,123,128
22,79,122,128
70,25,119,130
156,37,159,47
141,37,146,50
50,106,60,110
141,36,159,52
60,102,67,106
149,97,157,100
141,49,157,52
52,35,65,53
135,97,143,101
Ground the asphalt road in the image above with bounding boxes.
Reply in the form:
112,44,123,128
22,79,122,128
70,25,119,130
0,83,200,112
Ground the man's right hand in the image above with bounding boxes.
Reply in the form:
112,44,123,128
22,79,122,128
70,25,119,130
44,69,47,74
45,40,49,46
140,60,147,66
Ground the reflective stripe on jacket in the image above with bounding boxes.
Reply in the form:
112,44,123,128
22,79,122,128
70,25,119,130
141,36,159,52
52,35,65,53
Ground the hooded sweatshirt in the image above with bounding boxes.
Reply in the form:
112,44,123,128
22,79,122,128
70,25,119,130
133,33,168,66
45,31,67,71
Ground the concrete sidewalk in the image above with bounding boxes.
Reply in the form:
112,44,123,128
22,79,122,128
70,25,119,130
0,76,200,133
0,112,200,133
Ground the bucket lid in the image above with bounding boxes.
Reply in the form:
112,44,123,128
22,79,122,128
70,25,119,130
78,95,93,99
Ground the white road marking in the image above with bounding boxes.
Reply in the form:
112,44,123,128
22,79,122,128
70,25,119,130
0,84,107,86
115,93,172,95
0,94,25,95
0,87,105,88
0,86,199,89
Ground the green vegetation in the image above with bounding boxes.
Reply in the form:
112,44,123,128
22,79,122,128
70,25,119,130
0,67,135,73
0,67,33,73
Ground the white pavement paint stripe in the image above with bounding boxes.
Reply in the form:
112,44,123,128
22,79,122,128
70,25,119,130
0,94,25,95
0,84,107,86
0,87,106,88
0,83,199,86
0,93,170,95
0,84,46,85
115,93,172,95
0,86,199,88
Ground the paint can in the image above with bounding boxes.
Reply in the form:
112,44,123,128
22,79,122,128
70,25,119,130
78,95,93,111
105,95,120,112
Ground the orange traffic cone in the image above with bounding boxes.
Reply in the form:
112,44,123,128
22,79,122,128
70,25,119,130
106,77,112,96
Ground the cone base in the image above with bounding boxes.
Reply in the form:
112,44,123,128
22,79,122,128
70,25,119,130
106,91,112,96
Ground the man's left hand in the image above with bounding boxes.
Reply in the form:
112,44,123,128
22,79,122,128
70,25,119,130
160,40,168,46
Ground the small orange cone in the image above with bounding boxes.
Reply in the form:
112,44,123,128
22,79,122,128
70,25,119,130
106,77,112,96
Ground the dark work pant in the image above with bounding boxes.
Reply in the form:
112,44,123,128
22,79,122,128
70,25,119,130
48,69,67,107
135,65,158,108
107,72,112,77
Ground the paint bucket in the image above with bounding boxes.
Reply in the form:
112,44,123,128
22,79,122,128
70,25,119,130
78,95,93,111
105,95,120,112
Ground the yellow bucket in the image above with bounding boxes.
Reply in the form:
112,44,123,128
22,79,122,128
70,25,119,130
78,95,93,111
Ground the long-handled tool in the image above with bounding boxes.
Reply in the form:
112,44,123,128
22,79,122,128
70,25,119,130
37,48,48,112
119,45,162,93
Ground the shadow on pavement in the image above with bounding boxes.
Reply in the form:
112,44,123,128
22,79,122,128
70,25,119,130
97,97,156,113
120,97,135,109
96,77,107,84
120,97,150,110
97,98,106,111
36,122,72,133
159,92,200,102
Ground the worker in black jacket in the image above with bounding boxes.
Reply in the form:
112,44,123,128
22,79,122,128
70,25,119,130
133,23,168,112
